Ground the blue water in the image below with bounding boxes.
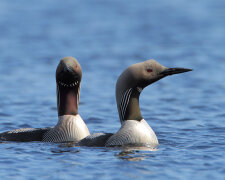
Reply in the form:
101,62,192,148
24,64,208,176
0,0,225,179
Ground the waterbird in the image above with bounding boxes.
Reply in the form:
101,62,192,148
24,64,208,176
0,57,90,142
79,59,192,147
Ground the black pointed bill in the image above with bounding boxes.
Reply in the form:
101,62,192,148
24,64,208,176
160,68,192,76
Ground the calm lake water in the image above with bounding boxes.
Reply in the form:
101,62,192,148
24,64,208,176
0,0,225,179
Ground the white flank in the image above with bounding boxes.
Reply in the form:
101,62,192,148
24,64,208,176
42,115,90,142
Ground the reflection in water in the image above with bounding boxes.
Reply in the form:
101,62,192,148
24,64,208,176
55,142,158,161
116,151,145,161
50,147,80,154
115,146,158,161
50,142,80,154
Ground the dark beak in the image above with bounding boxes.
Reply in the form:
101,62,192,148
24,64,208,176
160,68,192,76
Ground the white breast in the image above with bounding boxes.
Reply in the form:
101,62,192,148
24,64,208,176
105,119,158,148
43,115,90,142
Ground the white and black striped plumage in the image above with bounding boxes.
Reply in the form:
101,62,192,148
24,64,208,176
119,88,133,121
0,115,90,142
43,115,90,142
105,119,158,147
0,127,50,142
78,133,113,147
78,119,158,148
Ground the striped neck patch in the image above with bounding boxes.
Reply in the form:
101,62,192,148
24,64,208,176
119,88,133,121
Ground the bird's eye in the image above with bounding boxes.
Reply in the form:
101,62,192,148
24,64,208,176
147,68,152,73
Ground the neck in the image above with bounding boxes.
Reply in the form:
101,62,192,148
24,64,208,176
57,84,80,116
118,87,143,123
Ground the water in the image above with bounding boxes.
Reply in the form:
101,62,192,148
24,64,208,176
0,0,225,179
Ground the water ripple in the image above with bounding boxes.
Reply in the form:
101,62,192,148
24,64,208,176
0,0,225,179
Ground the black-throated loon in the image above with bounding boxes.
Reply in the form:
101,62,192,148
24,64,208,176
79,59,192,147
0,57,90,142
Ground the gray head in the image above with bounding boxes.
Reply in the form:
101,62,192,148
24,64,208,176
56,57,82,87
56,57,82,116
116,59,192,123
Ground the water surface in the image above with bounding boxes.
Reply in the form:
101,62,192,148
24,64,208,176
0,0,225,179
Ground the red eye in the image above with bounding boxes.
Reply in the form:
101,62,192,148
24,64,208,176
147,69,152,72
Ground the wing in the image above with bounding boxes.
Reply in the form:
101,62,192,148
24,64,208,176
78,133,113,147
0,127,51,142
105,129,134,147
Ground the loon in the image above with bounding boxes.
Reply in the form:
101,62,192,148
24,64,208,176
79,59,192,147
0,57,90,142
